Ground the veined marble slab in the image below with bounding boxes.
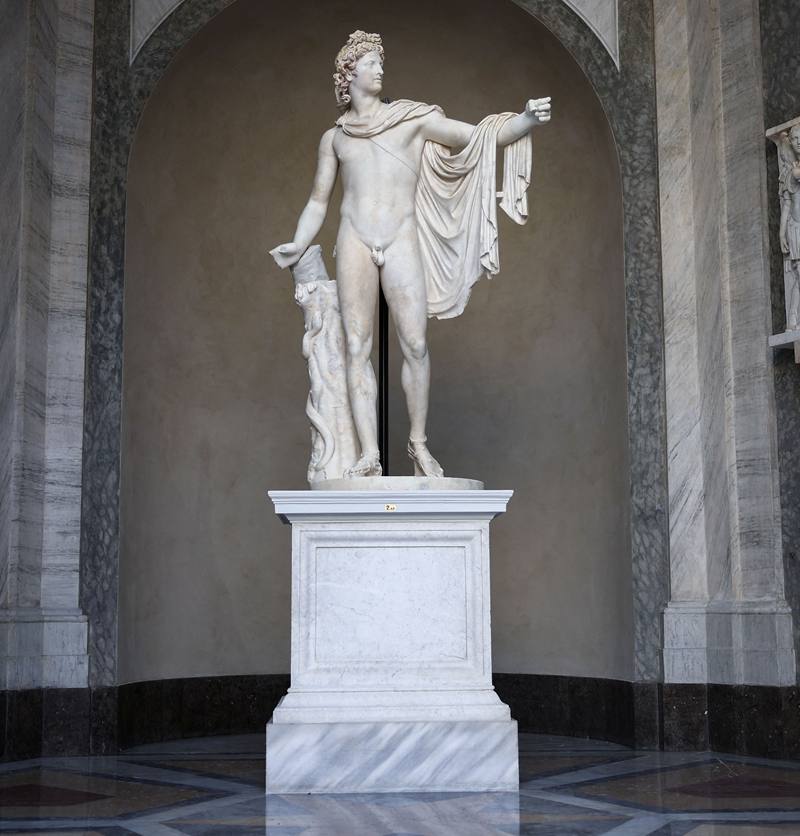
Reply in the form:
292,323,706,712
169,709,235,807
1,0,93,690
664,601,795,686
266,719,519,793
655,0,796,685
561,0,618,68
131,0,185,60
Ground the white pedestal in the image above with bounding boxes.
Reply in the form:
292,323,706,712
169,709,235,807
266,489,517,794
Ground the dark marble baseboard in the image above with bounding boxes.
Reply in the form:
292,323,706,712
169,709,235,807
3,675,799,761
498,676,800,758
662,683,800,759
2,688,91,761
0,676,289,761
117,674,290,749
494,673,641,747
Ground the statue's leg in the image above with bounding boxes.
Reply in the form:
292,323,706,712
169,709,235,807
790,262,800,329
382,224,443,477
336,220,380,467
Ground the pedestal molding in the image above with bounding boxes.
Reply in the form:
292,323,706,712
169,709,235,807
269,489,513,521
664,601,796,685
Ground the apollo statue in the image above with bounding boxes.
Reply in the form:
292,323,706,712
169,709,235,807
272,30,551,479
777,123,800,332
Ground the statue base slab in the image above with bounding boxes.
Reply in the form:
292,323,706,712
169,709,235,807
266,489,516,794
769,328,800,363
266,719,518,793
312,475,483,491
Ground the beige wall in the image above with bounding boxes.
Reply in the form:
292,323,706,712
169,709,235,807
120,0,631,684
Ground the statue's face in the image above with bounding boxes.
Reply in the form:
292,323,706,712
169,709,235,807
791,127,800,156
350,50,383,97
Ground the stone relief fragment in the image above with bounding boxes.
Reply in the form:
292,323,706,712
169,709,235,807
768,117,800,362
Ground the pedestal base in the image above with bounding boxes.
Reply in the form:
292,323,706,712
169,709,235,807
266,719,519,794
267,489,515,794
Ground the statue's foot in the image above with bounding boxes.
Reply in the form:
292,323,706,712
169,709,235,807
407,439,444,478
344,453,382,478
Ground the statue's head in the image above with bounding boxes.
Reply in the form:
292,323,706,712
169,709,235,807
333,31,384,111
790,124,800,156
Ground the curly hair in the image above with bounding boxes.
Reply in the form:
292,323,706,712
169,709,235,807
333,31,384,111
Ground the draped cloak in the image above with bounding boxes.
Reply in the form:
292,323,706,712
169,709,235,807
336,99,532,320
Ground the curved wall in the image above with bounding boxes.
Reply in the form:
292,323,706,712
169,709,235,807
119,0,631,683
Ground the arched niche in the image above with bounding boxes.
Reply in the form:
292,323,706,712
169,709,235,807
84,0,665,694
118,0,630,684
131,0,620,67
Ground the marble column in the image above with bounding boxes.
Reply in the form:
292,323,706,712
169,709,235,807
655,0,795,685
0,0,94,690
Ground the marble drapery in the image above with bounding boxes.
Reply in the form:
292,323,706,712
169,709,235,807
337,100,533,321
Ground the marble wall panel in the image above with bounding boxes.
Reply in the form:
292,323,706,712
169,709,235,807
654,1,708,604
130,0,185,60
717,0,783,603
2,0,59,613
656,0,793,685
0,3,28,609
688,0,731,605
1,0,93,690
760,0,800,674
561,0,618,67
41,0,94,612
81,0,129,690
656,0,751,607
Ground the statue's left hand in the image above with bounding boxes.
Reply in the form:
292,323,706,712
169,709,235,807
270,242,302,270
525,97,551,126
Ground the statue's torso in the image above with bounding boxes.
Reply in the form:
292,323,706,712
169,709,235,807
333,119,426,247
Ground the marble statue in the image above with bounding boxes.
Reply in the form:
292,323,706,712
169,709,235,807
291,245,359,483
271,30,551,478
767,117,800,363
777,123,800,331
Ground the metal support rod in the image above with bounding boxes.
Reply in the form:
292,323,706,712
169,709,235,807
378,288,389,474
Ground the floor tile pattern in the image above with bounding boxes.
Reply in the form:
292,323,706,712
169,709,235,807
1,733,799,834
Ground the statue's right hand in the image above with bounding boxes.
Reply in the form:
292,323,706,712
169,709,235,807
269,242,302,269
781,233,790,255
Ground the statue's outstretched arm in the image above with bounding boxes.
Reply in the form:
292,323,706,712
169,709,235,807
422,113,477,150
271,129,338,269
496,98,551,146
421,98,551,152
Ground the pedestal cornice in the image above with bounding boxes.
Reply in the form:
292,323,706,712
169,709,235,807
268,489,513,523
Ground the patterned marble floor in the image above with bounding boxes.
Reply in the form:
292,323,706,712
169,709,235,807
2,733,800,834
